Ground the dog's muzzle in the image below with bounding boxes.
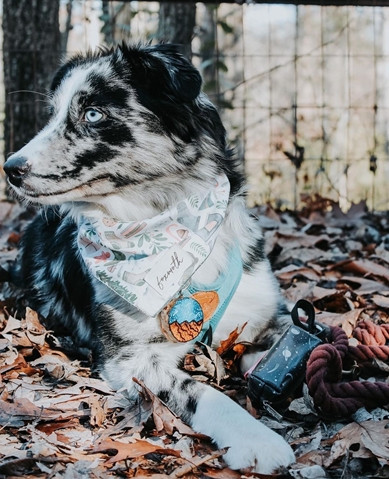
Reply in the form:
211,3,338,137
3,156,30,187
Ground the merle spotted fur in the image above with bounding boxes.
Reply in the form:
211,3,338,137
3,43,294,473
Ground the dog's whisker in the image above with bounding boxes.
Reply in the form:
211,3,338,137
8,89,51,99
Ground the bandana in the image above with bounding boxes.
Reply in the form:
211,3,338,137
77,173,231,321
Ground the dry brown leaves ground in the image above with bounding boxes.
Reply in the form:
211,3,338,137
0,197,388,479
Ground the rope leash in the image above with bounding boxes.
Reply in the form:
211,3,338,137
349,320,389,362
306,320,389,416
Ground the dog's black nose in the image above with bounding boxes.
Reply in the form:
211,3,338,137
3,156,30,187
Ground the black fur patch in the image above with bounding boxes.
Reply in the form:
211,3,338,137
244,236,266,271
17,208,95,347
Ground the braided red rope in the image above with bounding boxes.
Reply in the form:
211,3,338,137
349,320,389,362
353,320,389,345
306,320,389,416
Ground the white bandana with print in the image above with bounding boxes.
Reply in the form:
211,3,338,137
77,173,230,317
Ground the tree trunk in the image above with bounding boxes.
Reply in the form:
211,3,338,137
101,1,134,45
2,0,60,159
157,2,196,60
198,5,218,95
60,0,73,53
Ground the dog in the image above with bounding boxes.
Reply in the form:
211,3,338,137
3,43,295,473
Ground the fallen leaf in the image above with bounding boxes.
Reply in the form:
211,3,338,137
67,375,114,394
133,378,205,437
332,259,389,284
0,341,18,367
94,437,180,464
24,307,46,335
371,294,389,309
98,397,152,440
313,292,353,314
87,394,107,427
201,344,226,384
0,397,63,421
277,265,321,283
0,353,29,374
274,232,331,250
30,354,77,380
340,276,388,295
203,466,242,478
341,309,365,337
216,322,247,356
325,420,389,467
295,450,326,467
1,316,22,335
37,418,81,436
284,282,316,304
311,286,339,300
184,344,226,384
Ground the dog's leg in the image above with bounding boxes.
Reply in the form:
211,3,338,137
97,305,295,474
192,384,295,473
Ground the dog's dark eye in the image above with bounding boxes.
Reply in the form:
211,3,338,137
84,108,104,123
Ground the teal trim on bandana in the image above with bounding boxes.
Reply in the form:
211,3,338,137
185,245,243,343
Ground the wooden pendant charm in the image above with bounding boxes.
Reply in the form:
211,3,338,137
159,291,219,342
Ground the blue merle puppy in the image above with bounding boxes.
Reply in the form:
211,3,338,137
3,43,294,473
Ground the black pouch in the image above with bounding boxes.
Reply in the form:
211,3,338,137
247,300,327,406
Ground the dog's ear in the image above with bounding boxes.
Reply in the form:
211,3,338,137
115,43,202,103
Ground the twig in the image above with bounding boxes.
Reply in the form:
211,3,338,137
169,449,228,478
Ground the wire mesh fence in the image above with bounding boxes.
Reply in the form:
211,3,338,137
1,1,388,210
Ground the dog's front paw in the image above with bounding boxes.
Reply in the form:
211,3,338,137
222,421,295,474
191,387,294,474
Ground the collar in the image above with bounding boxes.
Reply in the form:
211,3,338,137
158,244,242,343
77,174,232,327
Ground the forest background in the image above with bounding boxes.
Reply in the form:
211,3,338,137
2,1,389,210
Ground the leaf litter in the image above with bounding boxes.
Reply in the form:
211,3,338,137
0,198,388,478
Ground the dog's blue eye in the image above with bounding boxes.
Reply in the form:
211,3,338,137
85,109,103,123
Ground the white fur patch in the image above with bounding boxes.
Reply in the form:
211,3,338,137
192,387,295,474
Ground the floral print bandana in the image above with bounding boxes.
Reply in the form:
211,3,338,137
77,173,230,318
